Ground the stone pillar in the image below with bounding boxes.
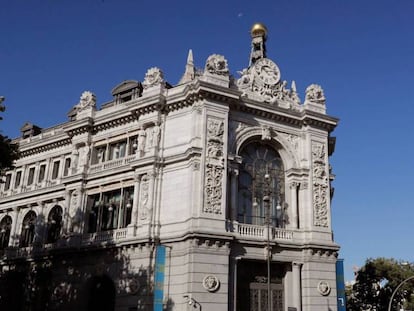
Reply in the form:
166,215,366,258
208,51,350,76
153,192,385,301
292,262,302,311
64,190,71,234
290,182,299,229
9,207,20,247
230,168,239,221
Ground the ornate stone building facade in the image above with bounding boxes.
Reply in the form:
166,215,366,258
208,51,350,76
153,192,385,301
0,24,339,311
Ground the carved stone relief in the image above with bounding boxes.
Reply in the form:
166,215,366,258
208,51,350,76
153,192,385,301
261,125,272,141
205,54,229,76
317,280,331,296
228,121,247,148
312,142,329,227
279,132,299,151
204,119,225,214
78,145,90,169
202,275,220,292
142,67,164,89
236,59,301,109
305,84,325,104
139,175,150,220
76,91,96,111
70,189,82,233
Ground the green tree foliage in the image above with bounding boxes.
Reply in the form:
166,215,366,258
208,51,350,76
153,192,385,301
0,97,18,174
347,258,414,311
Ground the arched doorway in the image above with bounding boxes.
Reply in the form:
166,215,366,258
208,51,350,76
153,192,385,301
87,275,116,311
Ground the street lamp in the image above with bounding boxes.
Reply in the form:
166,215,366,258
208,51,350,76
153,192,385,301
262,187,271,311
262,170,283,311
388,275,414,311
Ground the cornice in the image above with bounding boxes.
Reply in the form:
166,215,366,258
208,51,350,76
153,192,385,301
92,114,136,133
63,117,94,137
19,137,72,158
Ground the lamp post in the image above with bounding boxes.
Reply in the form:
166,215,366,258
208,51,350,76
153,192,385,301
387,275,414,311
262,182,271,311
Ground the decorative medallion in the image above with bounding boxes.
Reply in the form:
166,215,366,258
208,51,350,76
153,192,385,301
317,280,331,296
202,275,220,292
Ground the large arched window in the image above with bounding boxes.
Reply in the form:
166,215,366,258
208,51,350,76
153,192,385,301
238,142,285,227
0,216,12,250
20,211,36,247
46,205,63,243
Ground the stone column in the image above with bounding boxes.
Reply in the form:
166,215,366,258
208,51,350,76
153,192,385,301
290,182,299,229
292,262,302,311
230,168,239,221
9,207,20,247
64,190,71,234
34,201,46,245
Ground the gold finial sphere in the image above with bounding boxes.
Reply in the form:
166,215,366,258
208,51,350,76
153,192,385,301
250,23,268,38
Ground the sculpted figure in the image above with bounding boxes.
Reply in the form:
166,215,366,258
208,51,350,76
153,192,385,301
137,126,146,153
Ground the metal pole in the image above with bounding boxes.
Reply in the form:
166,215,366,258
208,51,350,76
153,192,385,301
264,194,271,311
387,275,414,311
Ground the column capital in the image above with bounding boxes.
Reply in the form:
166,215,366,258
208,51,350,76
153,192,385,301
292,261,303,267
133,171,142,182
289,181,299,189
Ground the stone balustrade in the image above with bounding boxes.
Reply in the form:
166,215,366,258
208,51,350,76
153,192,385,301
234,222,293,241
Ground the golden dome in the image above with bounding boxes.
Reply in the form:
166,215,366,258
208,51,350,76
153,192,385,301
250,23,268,38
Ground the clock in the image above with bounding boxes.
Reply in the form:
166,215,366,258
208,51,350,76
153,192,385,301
253,58,280,85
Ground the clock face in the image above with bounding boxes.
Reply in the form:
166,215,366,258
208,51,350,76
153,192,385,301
253,58,280,85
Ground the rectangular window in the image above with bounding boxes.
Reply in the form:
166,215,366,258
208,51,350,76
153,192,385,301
38,164,46,182
14,171,22,188
128,136,138,155
92,146,106,164
27,167,35,185
87,186,134,233
52,161,60,179
109,140,127,160
63,158,71,176
4,174,11,190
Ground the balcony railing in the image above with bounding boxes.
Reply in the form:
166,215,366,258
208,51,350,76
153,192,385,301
82,228,129,245
89,155,136,174
233,222,293,241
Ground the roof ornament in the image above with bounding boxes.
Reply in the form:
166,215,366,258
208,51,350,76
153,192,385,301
200,54,230,87
142,67,165,89
236,23,302,110
76,91,96,110
178,49,196,84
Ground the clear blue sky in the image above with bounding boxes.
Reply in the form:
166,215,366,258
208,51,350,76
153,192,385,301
1,1,414,281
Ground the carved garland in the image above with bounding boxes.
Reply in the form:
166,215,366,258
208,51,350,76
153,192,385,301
312,142,329,227
204,118,224,214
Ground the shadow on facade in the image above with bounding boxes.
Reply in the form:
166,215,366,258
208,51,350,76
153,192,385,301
0,211,162,311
